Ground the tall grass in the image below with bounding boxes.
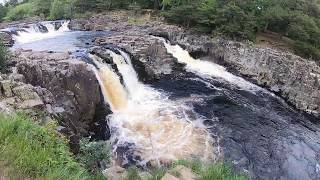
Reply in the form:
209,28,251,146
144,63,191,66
0,113,105,180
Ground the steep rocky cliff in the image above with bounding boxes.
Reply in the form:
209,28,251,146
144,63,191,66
161,32,320,118
14,50,109,150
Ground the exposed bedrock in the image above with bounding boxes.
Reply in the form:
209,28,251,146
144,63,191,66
14,50,110,150
153,31,320,118
0,32,14,47
94,34,185,82
71,12,320,117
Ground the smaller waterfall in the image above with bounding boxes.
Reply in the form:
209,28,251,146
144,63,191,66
90,49,216,166
89,54,128,111
13,20,70,44
158,38,262,91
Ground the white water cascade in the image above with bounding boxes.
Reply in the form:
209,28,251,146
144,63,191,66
158,38,262,92
13,21,70,44
90,50,216,166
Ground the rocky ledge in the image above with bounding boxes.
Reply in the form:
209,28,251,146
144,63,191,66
71,11,320,118
163,32,320,118
10,50,109,151
94,35,184,82
0,32,14,47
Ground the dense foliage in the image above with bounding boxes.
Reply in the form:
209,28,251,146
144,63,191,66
77,138,112,174
1,0,319,60
161,0,320,60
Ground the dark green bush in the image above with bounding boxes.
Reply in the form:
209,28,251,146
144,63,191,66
49,0,73,20
0,4,8,22
77,138,112,175
294,41,320,62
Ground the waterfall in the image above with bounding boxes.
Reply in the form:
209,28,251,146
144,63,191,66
158,38,262,92
89,54,128,111
90,49,215,166
13,20,70,44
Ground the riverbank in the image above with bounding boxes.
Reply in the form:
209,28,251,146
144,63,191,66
64,10,320,118
0,10,320,180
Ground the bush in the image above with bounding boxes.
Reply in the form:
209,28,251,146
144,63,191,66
49,0,73,20
294,41,320,62
0,39,9,72
0,113,102,179
0,4,8,22
77,138,112,174
4,3,34,21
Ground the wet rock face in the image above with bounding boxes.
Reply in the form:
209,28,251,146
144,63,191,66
162,32,320,118
0,72,54,120
0,32,14,47
94,35,184,82
210,40,320,117
153,72,320,180
15,50,106,139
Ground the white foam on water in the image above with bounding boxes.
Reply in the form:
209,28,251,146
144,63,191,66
13,21,70,44
158,38,263,92
91,50,216,166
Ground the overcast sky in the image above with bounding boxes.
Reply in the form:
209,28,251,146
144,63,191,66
0,0,4,5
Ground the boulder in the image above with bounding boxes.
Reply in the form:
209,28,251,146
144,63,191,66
12,84,44,109
15,50,106,138
0,80,13,97
103,166,125,180
0,32,14,47
95,35,184,82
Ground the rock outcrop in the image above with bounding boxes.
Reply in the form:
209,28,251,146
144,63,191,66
0,32,14,47
84,12,320,117
14,50,108,146
94,35,184,82
211,40,320,117
0,70,55,122
161,33,320,117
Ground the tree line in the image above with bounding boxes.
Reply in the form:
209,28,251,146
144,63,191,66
0,0,320,61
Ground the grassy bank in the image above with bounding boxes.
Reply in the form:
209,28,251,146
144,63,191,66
0,112,247,180
0,113,105,180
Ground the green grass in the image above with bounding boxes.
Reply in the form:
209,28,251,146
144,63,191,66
123,159,248,180
0,113,105,180
174,159,248,180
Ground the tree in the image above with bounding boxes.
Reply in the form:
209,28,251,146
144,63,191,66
0,4,8,22
33,0,53,17
49,0,72,20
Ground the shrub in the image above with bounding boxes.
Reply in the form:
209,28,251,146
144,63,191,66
0,113,102,179
77,138,112,175
0,39,9,72
4,3,34,21
49,0,73,20
0,4,8,22
294,41,320,62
